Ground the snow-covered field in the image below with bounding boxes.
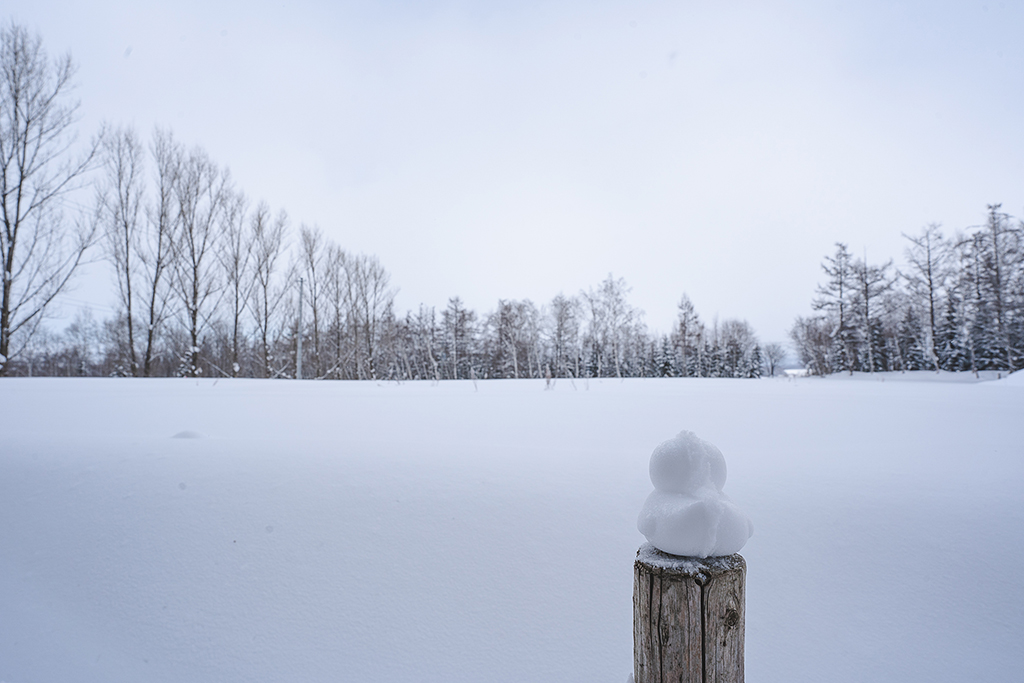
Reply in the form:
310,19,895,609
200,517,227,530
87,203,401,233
2,374,1022,683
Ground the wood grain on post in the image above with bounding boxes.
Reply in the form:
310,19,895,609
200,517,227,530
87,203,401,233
633,543,746,683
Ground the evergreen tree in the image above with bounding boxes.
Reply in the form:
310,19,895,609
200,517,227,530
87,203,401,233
674,294,701,377
656,336,675,377
935,296,965,370
813,243,857,373
723,336,742,377
902,224,947,371
747,344,763,378
896,306,925,370
705,341,723,377
851,255,895,373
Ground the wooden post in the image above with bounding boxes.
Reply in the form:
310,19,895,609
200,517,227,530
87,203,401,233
633,543,746,683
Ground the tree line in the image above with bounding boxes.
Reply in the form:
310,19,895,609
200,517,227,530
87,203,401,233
791,206,1024,375
1,21,779,381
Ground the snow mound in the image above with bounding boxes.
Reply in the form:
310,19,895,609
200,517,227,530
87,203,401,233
637,431,752,558
171,430,203,439
1001,369,1024,386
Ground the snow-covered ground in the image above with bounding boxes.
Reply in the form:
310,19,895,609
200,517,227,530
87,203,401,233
2,373,1022,683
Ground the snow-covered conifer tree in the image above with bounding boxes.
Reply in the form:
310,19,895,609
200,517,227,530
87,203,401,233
902,224,948,371
851,255,895,372
813,244,856,373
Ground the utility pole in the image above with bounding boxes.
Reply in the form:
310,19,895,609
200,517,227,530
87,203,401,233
297,277,304,380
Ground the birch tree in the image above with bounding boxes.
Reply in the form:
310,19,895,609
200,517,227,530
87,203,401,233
494,299,537,378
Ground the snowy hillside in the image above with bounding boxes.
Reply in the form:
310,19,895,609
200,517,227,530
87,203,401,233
2,375,1022,683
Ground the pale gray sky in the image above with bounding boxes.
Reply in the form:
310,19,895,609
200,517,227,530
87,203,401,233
10,0,1024,342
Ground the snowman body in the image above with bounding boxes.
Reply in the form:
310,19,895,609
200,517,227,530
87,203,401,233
637,431,753,558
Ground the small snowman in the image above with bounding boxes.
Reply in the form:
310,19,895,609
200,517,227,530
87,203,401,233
637,431,753,558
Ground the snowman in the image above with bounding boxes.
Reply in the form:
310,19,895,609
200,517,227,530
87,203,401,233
637,431,753,558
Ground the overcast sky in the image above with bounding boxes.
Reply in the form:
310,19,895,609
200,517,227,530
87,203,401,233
9,0,1024,343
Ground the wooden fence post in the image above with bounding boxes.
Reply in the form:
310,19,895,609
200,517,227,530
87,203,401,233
633,542,746,683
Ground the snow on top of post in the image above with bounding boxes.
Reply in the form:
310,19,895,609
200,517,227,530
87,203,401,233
637,431,753,558
635,542,746,577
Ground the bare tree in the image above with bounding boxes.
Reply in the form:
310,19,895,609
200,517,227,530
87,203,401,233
406,303,441,382
323,243,351,378
62,307,99,376
97,126,144,375
299,224,328,377
0,22,100,373
494,299,537,378
349,254,395,379
851,253,895,372
789,316,834,375
762,342,786,377
582,274,638,377
443,296,474,380
218,188,252,376
674,294,702,376
902,223,947,371
547,293,581,378
170,145,228,376
137,128,179,376
249,203,289,377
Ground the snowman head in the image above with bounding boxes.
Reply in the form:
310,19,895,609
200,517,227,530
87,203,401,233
649,430,727,495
